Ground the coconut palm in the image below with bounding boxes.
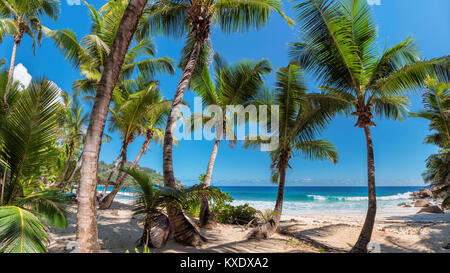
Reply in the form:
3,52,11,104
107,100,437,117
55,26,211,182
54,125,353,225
144,0,293,246
46,1,174,96
47,0,165,252
0,79,69,253
188,53,272,228
55,92,88,188
99,75,173,209
244,64,339,239
0,0,60,111
410,78,449,208
123,167,229,248
289,0,448,252
410,79,450,149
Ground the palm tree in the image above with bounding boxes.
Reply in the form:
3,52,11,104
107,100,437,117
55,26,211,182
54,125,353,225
188,53,272,228
410,79,450,149
0,79,69,253
47,0,162,252
410,78,449,208
46,1,174,96
289,0,447,252
123,167,229,248
0,0,60,111
244,64,339,239
55,92,88,188
99,76,173,209
145,0,293,246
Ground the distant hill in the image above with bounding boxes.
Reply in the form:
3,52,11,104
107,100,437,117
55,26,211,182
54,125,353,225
97,161,179,187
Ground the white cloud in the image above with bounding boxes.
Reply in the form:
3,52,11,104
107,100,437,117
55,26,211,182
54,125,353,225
13,63,32,89
13,63,65,105
367,0,381,5
66,0,81,5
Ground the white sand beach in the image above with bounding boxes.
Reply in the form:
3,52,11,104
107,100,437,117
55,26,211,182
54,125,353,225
47,200,450,253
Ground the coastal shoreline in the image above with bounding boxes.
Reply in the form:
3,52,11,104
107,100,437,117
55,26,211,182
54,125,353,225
48,199,450,253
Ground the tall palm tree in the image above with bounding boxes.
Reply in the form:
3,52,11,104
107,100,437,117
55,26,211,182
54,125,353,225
0,79,69,253
244,64,339,239
145,0,293,246
188,53,272,227
289,0,447,252
47,0,169,252
55,92,88,188
46,1,174,96
99,76,173,209
0,0,60,111
410,78,450,149
410,78,449,208
69,0,150,253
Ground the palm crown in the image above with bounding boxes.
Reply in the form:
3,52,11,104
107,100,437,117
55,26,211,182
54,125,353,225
247,64,339,183
46,1,174,95
0,0,60,51
288,0,447,127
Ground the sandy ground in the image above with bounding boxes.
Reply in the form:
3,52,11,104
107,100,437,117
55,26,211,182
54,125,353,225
48,200,450,253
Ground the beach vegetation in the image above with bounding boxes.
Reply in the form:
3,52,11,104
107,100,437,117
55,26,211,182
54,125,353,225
289,0,448,252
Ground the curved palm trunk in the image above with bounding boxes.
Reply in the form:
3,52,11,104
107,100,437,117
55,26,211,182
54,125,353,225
76,0,148,253
163,39,206,246
100,151,123,197
350,126,377,253
3,36,19,111
56,142,75,187
247,161,287,240
199,139,220,228
60,152,83,190
100,133,151,209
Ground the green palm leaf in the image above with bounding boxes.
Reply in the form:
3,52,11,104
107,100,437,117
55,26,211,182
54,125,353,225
0,206,48,253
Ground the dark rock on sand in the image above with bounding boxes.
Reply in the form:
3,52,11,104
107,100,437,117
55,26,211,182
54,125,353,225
414,199,431,207
411,188,433,199
417,206,445,214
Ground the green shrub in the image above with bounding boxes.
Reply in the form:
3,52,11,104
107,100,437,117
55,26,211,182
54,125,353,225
212,203,258,226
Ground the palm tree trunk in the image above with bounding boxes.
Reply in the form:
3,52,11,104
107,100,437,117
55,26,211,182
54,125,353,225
0,169,6,205
247,160,288,240
163,39,206,246
199,139,220,228
61,153,83,190
56,142,75,187
3,37,19,110
100,151,123,197
350,126,377,253
76,0,149,253
100,133,152,209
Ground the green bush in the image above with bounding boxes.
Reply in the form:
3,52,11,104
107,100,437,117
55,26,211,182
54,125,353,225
212,203,258,226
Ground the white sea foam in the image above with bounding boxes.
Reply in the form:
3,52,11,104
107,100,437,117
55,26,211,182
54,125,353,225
231,192,416,215
306,192,413,202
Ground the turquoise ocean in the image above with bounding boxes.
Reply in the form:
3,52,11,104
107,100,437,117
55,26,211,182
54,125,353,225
98,185,422,215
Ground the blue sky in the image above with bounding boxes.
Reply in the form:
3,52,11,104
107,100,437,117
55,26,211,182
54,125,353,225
0,0,448,186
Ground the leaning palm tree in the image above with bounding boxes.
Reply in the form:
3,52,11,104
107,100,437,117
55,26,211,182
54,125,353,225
244,64,339,239
410,78,449,208
144,0,293,246
46,1,174,96
55,92,88,188
0,0,60,111
99,75,173,209
188,53,272,228
48,0,163,252
289,0,448,252
0,79,69,253
122,167,229,248
410,78,450,149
